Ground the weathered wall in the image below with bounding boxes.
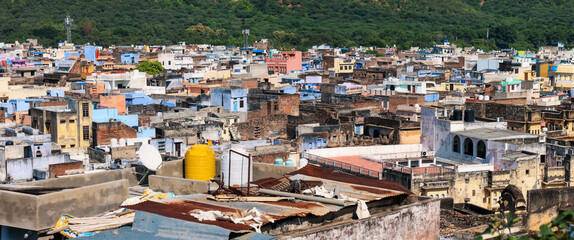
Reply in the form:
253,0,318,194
252,162,296,181
0,190,39,230
156,160,183,178
35,179,129,230
100,94,126,114
148,175,209,195
17,168,137,187
526,187,574,230
0,179,129,231
236,114,288,140
287,198,440,240
110,146,137,160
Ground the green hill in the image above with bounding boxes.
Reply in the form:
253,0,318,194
0,0,572,50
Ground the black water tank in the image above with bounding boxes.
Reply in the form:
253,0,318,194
464,109,475,122
5,141,13,146
452,109,463,121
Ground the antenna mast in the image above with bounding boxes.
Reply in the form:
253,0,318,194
65,15,73,43
242,29,250,48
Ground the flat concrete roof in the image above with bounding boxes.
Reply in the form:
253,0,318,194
452,128,537,141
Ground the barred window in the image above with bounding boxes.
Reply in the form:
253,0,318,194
82,103,89,117
83,126,90,140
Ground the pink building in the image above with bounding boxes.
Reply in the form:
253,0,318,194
266,51,302,74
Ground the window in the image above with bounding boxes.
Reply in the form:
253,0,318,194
239,100,244,108
472,190,476,196
453,135,460,153
463,138,473,156
69,119,75,124
83,126,90,140
526,170,530,175
273,101,279,111
477,140,486,158
82,103,90,117
60,120,66,124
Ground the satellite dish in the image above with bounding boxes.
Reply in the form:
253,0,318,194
138,143,162,171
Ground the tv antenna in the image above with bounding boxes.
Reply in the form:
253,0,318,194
65,15,73,43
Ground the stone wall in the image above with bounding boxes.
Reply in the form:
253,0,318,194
236,114,288,140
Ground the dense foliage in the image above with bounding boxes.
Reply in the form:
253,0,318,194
135,60,163,75
1,0,573,50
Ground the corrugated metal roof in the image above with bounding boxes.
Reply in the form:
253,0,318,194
289,164,412,194
127,165,411,233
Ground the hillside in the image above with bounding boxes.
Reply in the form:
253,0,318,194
0,0,572,50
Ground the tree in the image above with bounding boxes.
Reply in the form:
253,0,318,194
82,20,94,36
135,61,163,75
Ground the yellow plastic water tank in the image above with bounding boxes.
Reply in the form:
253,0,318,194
184,144,216,181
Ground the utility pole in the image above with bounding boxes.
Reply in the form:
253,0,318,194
65,15,73,43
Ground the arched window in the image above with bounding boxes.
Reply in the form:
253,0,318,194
453,135,460,153
464,138,474,156
477,140,486,158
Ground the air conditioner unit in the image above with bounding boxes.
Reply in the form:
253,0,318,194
539,136,546,143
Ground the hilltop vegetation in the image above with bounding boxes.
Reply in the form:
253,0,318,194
0,0,573,50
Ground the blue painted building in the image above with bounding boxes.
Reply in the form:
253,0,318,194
84,46,97,62
210,88,248,112
93,108,139,127
300,134,328,152
47,89,65,97
0,99,45,114
121,53,140,64
137,127,156,139
123,93,156,107
64,52,81,61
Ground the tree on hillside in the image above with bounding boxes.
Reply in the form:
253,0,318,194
135,61,163,75
82,20,94,36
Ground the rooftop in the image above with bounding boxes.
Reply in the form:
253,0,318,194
451,128,538,141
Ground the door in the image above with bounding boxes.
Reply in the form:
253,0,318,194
175,142,181,157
